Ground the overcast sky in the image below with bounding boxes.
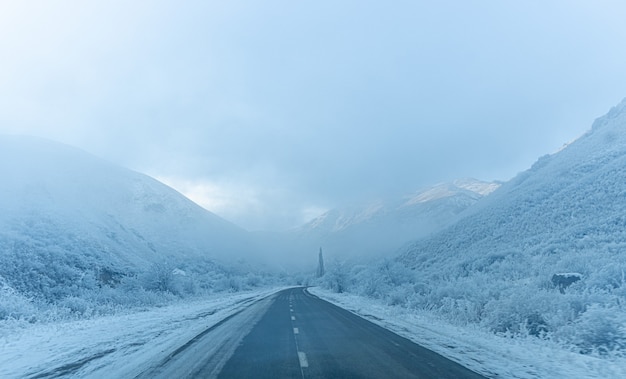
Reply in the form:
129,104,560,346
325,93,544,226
2,1,626,231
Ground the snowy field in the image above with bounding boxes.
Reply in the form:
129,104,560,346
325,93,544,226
308,287,626,379
0,287,285,378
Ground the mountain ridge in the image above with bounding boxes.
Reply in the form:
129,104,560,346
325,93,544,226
0,135,256,302
283,178,501,262
379,98,626,349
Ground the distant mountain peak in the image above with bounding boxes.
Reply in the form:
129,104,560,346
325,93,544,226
291,178,500,261
404,178,500,206
452,178,501,196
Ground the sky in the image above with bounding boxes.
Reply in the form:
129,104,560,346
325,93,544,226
1,1,626,231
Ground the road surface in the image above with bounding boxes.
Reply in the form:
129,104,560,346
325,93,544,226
139,287,486,378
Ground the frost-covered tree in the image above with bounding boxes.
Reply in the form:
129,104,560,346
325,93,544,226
142,263,177,294
325,260,348,293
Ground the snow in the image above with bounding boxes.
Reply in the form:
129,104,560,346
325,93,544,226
452,178,501,197
0,287,285,378
283,178,499,263
0,134,252,271
307,98,626,377
0,135,279,321
404,178,500,205
379,98,626,353
2,96,626,378
308,287,626,379
3,285,622,378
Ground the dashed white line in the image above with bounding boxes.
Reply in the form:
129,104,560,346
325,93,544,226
290,291,306,377
298,352,309,368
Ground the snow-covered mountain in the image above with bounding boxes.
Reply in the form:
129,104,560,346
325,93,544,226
400,98,626,280
287,178,500,261
381,98,626,351
0,135,254,302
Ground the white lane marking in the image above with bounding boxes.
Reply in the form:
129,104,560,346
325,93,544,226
293,327,299,334
298,352,309,368
291,316,296,321
290,308,294,312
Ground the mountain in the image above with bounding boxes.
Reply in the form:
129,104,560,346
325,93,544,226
0,135,254,302
389,98,626,350
400,98,626,277
285,178,500,262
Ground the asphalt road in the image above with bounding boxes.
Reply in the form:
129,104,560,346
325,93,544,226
217,287,486,379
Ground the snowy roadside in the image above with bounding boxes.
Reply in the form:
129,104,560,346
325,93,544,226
308,287,626,379
0,287,287,378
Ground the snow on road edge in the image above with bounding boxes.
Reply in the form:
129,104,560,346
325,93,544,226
308,287,626,379
0,287,288,378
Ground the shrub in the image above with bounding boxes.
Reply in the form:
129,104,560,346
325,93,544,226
0,284,36,321
558,304,626,355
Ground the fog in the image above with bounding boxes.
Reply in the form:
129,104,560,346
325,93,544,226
2,1,626,230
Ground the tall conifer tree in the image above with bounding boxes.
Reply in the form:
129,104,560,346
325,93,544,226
317,247,325,278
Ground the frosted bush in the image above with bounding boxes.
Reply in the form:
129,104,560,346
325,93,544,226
322,260,350,293
385,283,414,306
216,276,242,292
58,296,93,317
0,241,283,322
140,263,179,294
586,264,626,290
0,284,36,321
245,274,262,287
557,304,626,355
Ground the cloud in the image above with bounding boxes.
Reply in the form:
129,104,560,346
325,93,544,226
156,175,328,231
1,1,626,230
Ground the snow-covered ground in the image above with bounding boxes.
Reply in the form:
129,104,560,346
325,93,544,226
0,287,285,378
308,287,626,379
1,284,624,379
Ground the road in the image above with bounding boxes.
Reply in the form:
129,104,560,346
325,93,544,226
139,287,486,379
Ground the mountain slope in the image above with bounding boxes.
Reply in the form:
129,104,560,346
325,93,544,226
288,179,499,261
387,98,626,351
400,98,626,279
0,135,253,302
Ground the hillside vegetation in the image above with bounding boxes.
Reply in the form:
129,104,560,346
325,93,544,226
0,136,274,321
323,99,626,356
